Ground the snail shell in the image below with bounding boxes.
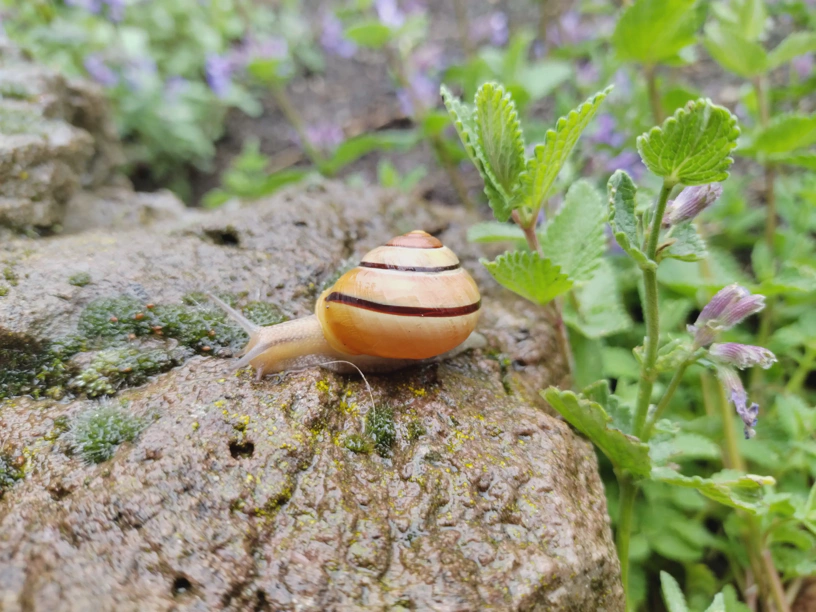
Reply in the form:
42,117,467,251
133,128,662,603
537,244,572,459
212,230,482,377
316,230,481,360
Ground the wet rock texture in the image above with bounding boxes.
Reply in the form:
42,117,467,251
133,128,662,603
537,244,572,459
0,183,623,611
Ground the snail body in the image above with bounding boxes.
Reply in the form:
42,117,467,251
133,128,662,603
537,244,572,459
213,230,483,377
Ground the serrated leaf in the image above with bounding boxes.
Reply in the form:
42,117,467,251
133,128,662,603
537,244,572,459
542,388,651,477
637,98,740,186
660,222,708,262
441,85,480,164
650,433,721,465
660,571,690,612
613,0,700,65
748,113,816,155
539,180,605,282
711,0,766,41
722,585,751,612
475,82,526,193
704,22,768,78
521,87,611,212
466,221,526,245
608,170,654,269
563,259,632,338
652,467,775,514
655,338,693,372
481,251,573,306
768,32,816,69
583,380,634,434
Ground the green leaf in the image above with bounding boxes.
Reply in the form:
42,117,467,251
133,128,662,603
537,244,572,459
660,571,689,612
563,260,632,338
757,261,816,296
637,98,740,186
441,85,480,166
703,22,768,78
705,594,726,612
748,113,816,155
474,82,526,194
768,32,816,69
466,222,526,245
711,0,767,41
521,87,611,212
660,222,708,262
722,585,752,612
481,251,573,306
652,467,775,514
542,388,651,477
321,130,420,175
344,21,393,48
608,170,654,269
539,180,605,283
650,432,721,465
519,61,572,100
613,0,700,65
767,152,816,170
246,58,287,86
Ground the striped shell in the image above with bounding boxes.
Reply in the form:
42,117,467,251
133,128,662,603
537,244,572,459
315,230,481,360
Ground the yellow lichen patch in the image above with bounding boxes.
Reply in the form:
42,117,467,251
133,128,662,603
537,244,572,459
192,421,200,431
315,379,330,393
407,385,426,397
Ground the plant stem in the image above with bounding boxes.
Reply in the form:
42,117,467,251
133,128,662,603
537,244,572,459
452,0,473,59
271,86,326,171
786,344,816,395
763,550,792,612
645,65,664,125
616,477,638,607
643,360,690,439
512,210,575,384
616,180,674,607
632,180,674,435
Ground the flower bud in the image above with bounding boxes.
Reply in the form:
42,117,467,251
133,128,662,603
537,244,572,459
709,343,777,370
688,284,766,347
662,183,723,227
716,365,760,439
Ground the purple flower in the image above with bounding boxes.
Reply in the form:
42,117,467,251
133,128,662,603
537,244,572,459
321,12,357,58
66,0,101,13
66,0,123,21
164,76,189,100
605,150,645,181
547,10,590,47
84,54,118,87
470,11,509,46
716,365,760,439
662,183,723,227
397,72,438,116
709,343,777,369
104,0,125,22
592,114,626,148
205,53,234,98
123,56,156,91
688,284,766,347
375,0,405,27
304,122,344,152
792,53,813,80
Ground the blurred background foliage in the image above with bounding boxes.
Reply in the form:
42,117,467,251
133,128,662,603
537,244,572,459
1,0,815,610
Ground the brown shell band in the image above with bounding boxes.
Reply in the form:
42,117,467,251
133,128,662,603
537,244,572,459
324,292,481,317
358,262,461,273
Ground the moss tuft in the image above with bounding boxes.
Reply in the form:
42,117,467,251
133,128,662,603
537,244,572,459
0,333,86,400
344,433,372,454
151,304,246,353
242,301,288,326
3,267,18,286
0,285,8,297
69,346,184,398
365,405,396,457
0,453,24,496
69,403,144,463
78,296,156,340
68,272,92,287
407,419,426,441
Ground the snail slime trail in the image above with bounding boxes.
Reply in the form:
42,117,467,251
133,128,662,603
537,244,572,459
210,230,483,378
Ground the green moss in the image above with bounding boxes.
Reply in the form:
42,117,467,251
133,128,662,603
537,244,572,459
78,296,156,340
0,333,86,400
0,453,23,496
0,105,42,135
68,346,184,398
0,286,8,297
68,272,92,287
344,433,372,454
365,405,396,457
151,303,246,353
0,82,32,100
407,419,426,441
242,301,288,326
69,403,144,463
3,267,18,286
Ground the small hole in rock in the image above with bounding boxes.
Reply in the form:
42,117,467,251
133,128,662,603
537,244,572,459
204,228,240,246
172,576,192,596
254,589,271,611
229,440,255,459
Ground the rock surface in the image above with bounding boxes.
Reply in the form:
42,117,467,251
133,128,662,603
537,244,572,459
0,182,623,611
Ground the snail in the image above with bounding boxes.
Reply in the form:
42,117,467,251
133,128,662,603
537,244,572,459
211,230,484,377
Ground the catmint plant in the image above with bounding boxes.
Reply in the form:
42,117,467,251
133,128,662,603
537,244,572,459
444,81,783,609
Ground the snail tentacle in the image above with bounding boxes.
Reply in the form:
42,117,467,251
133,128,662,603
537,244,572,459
207,293,259,336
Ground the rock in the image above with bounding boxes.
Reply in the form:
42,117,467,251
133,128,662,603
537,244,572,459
0,182,623,611
0,43,125,231
63,187,189,234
